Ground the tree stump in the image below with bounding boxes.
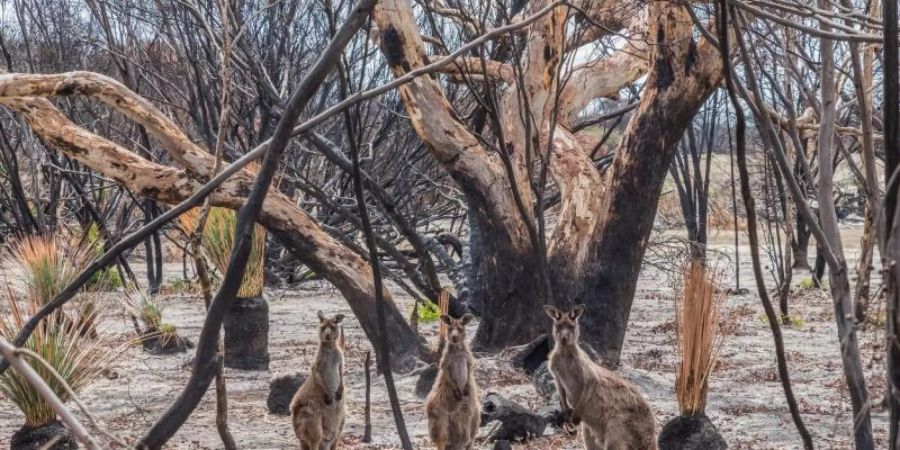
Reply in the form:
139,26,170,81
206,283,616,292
10,420,78,450
224,294,270,370
141,329,192,355
658,413,727,450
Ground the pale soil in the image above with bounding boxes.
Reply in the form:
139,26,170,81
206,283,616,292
0,225,890,449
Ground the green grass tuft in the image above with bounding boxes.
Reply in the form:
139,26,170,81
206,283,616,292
414,300,441,323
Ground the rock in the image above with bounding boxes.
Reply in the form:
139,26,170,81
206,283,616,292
658,413,727,450
481,393,549,442
267,373,306,415
415,364,438,398
10,420,78,450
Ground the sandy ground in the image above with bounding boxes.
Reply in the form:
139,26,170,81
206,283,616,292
0,225,891,449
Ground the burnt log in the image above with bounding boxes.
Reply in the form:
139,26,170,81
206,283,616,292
481,393,549,442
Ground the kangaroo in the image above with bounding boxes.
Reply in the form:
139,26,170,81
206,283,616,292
544,305,657,450
426,313,480,450
291,312,346,450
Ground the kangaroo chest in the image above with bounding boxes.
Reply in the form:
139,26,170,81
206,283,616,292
444,351,468,387
550,354,590,399
317,350,342,396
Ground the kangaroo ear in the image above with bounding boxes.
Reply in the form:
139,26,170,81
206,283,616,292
544,305,561,320
461,313,474,325
439,314,453,325
333,314,345,324
571,304,585,320
317,311,326,322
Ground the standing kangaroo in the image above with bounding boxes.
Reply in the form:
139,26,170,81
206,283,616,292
545,305,657,450
291,312,346,450
426,313,480,450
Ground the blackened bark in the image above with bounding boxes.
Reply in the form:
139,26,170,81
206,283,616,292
884,0,899,443
223,295,270,371
469,203,547,351
578,73,717,366
793,210,812,269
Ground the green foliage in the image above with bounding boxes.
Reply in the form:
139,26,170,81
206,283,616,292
0,299,115,427
757,312,806,329
87,267,123,290
414,300,441,323
139,300,164,330
798,278,829,291
180,208,266,297
167,277,197,293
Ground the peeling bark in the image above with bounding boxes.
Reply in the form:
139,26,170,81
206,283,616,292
1,96,423,367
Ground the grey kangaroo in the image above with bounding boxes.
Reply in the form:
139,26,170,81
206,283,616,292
545,304,657,450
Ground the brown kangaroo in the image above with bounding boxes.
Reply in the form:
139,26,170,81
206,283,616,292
290,312,346,450
545,305,657,450
426,313,480,450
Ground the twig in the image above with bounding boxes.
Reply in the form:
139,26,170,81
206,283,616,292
363,351,372,443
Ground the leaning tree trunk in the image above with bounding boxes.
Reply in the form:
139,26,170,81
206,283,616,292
0,82,424,370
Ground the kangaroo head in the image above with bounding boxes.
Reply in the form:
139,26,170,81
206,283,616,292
440,313,474,345
544,304,584,348
317,311,345,346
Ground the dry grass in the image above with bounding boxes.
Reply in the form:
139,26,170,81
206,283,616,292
179,207,266,298
657,190,746,231
1,234,95,306
673,258,728,415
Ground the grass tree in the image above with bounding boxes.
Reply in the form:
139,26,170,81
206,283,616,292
0,236,115,449
2,235,99,336
181,207,269,370
658,259,727,450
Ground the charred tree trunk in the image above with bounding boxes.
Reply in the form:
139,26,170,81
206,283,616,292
468,205,546,350
223,294,270,371
576,4,720,365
